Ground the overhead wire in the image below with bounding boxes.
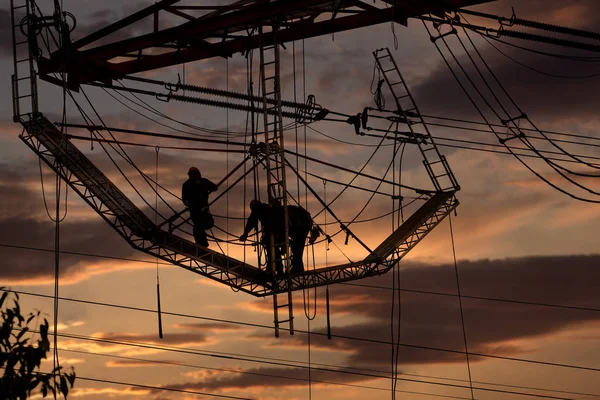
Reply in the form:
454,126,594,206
48,347,600,400
455,15,600,176
5,243,599,314
449,215,474,399
52,348,473,400
479,33,600,79
5,288,600,374
422,19,600,203
12,327,589,400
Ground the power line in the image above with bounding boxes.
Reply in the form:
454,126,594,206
3,244,600,314
26,329,581,400
55,348,467,400
76,376,254,399
5,287,600,374
58,347,600,400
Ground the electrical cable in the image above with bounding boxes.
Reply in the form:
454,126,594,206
52,348,475,399
457,16,600,176
5,288,600,374
449,214,474,399
423,20,600,203
479,33,600,79
6,244,598,315
13,328,587,400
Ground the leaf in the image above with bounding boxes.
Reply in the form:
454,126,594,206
66,370,76,386
0,290,8,308
60,375,69,397
16,327,29,341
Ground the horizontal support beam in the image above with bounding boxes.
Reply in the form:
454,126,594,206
109,7,407,77
70,0,183,50
41,0,492,84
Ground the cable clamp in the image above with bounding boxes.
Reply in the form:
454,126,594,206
499,132,526,144
499,7,516,27
156,92,171,102
500,113,527,126
430,27,457,42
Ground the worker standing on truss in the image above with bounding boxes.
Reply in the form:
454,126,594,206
182,167,218,247
239,200,312,274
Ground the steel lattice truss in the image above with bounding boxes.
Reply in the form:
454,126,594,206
37,0,491,87
21,114,457,296
11,0,482,297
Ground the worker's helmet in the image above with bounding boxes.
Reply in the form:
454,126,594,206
188,166,200,177
249,199,261,211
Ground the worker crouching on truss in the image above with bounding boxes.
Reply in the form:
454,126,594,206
182,167,218,247
239,200,313,274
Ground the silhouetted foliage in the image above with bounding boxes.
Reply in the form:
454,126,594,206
0,288,76,399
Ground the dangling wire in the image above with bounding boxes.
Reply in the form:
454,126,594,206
399,143,406,224
52,169,62,390
226,57,230,265
449,214,474,399
391,1,399,50
370,63,385,110
155,146,163,339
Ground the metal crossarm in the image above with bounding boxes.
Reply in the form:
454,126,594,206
374,47,460,193
259,24,294,337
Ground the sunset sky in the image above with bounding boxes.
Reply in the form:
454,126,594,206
1,1,600,399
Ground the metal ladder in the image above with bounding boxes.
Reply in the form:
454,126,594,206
373,48,459,193
259,25,294,338
10,0,39,122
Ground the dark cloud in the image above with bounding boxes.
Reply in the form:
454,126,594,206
163,365,377,392
162,254,600,391
0,161,141,282
172,322,246,333
97,331,210,346
301,255,600,366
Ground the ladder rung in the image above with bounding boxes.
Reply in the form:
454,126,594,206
13,5,28,9
277,303,289,308
390,81,403,86
383,68,395,73
16,40,29,45
16,76,31,82
263,61,276,66
16,58,31,63
263,76,276,80
277,319,291,324
18,94,33,98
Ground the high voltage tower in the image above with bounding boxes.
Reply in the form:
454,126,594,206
9,0,600,341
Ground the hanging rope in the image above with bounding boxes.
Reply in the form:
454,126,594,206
155,146,163,339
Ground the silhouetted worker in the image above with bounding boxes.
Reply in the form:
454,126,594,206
239,200,285,274
182,166,218,247
239,200,312,274
286,204,312,273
